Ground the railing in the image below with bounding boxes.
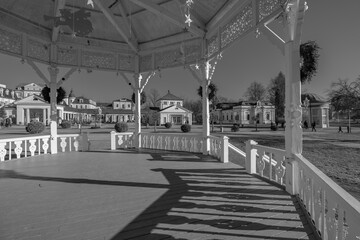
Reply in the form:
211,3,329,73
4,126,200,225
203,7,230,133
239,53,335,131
140,132,203,153
209,135,229,163
295,154,360,240
110,132,229,162
57,134,81,152
245,140,360,239
110,131,135,150
245,140,286,186
0,134,82,162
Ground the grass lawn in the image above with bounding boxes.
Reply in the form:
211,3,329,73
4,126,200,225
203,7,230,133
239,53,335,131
218,128,360,201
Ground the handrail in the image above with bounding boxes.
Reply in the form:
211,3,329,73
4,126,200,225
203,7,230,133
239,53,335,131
0,135,51,143
228,143,246,158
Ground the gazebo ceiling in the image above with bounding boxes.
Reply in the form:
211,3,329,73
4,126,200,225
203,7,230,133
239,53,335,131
0,0,284,72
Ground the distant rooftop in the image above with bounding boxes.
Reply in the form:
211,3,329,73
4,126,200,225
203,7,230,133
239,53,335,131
157,90,183,102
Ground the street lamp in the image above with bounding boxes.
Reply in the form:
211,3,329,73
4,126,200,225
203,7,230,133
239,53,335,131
303,97,310,127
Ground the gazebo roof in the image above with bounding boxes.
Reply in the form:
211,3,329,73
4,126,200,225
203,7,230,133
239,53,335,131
0,0,284,73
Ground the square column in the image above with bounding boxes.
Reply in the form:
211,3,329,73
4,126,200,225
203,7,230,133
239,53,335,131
43,108,46,125
26,108,30,124
48,66,59,154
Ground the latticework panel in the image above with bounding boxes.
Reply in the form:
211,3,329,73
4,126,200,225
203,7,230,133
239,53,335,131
27,38,50,62
82,51,116,69
258,0,283,21
207,35,219,58
155,48,183,69
0,28,22,55
118,54,134,71
57,47,78,66
140,54,152,72
221,1,254,49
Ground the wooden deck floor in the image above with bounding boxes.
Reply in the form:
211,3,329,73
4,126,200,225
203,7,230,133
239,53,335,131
0,150,315,240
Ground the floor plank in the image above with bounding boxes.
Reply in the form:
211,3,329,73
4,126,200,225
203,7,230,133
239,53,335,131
0,150,314,240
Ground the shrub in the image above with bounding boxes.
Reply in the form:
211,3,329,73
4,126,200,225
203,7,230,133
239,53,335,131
180,124,191,133
270,125,278,131
164,122,172,129
114,122,129,132
26,121,45,134
60,120,71,129
231,124,240,132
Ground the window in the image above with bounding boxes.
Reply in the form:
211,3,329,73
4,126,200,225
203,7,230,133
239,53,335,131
247,114,250,121
122,104,125,109
164,117,166,122
177,102,181,106
266,113,270,120
128,104,131,108
170,101,174,105
163,101,168,105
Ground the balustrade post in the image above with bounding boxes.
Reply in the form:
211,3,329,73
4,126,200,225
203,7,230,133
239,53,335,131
110,131,116,150
245,140,258,174
81,132,89,151
220,136,229,163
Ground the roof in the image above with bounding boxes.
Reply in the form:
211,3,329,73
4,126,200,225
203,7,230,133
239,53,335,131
15,82,45,89
301,93,328,104
113,98,132,102
101,109,133,114
216,101,274,110
157,90,183,102
71,97,95,105
63,106,99,114
97,102,112,108
0,1,283,72
159,105,192,113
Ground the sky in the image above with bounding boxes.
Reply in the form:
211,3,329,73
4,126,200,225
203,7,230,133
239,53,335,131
1,0,360,103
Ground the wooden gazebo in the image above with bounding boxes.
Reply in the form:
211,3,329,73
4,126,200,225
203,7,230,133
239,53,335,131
2,1,359,239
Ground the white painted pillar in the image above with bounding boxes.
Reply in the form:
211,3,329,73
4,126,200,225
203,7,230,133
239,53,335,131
202,62,211,154
48,66,59,154
42,108,46,124
26,108,30,124
134,73,142,149
284,0,306,195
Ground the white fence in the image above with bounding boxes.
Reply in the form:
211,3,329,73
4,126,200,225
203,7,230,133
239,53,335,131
110,132,229,162
0,134,81,162
245,140,360,239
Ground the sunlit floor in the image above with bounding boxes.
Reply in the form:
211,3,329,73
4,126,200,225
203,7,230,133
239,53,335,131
0,150,316,240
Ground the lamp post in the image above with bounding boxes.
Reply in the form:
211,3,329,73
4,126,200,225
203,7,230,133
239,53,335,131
303,97,310,128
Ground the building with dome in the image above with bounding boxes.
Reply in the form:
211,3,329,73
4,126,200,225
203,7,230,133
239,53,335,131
301,93,330,128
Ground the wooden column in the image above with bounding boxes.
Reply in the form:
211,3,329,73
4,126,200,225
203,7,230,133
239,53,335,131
283,0,306,195
26,108,30,124
48,66,59,154
202,61,211,154
42,108,46,125
133,73,142,148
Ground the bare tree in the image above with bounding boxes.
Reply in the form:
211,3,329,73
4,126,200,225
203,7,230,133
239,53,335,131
147,89,161,107
244,81,267,101
268,72,285,120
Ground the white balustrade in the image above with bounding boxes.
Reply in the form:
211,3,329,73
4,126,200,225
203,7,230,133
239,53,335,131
245,140,360,239
209,135,229,163
140,133,204,154
0,135,51,161
57,134,81,153
245,140,286,186
295,154,360,240
110,131,134,150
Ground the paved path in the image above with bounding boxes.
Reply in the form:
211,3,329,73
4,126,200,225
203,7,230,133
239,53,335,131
0,150,315,240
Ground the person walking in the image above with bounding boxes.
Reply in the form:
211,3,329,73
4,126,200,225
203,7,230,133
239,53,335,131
338,126,343,133
311,121,316,132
